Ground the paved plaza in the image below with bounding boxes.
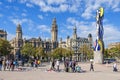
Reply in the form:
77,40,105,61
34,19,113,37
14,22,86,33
0,62,120,80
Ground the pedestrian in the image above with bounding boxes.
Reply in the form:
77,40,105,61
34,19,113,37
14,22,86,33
52,60,55,70
0,59,2,71
69,60,72,72
6,59,10,69
56,59,60,72
72,60,76,72
49,60,52,70
31,60,34,67
64,60,69,72
2,59,6,71
90,62,94,71
10,60,14,71
113,62,117,72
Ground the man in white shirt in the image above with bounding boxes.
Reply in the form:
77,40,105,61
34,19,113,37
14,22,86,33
56,59,60,71
113,62,117,72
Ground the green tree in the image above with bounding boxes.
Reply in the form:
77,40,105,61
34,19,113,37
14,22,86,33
51,48,63,59
35,47,45,59
21,43,35,60
0,39,12,57
51,47,74,60
104,48,111,58
65,47,74,60
79,44,93,61
108,44,120,59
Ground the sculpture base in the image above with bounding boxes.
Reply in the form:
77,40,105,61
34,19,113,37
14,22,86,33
94,51,103,64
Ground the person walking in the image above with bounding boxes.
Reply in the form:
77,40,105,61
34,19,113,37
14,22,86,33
52,60,55,70
2,59,6,71
90,62,94,71
56,59,60,72
64,60,69,72
113,62,117,72
0,59,2,71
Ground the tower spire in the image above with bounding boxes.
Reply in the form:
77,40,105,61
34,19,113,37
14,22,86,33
73,26,77,39
51,18,58,42
16,24,22,40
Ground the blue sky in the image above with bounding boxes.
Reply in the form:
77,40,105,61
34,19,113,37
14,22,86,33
0,0,120,48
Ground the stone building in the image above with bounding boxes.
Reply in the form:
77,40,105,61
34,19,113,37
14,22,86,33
59,26,93,61
10,18,92,61
0,30,7,40
10,24,23,58
10,18,58,59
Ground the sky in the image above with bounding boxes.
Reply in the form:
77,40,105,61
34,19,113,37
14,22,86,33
0,0,120,48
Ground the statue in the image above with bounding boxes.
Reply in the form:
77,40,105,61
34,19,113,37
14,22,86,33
94,7,104,64
94,7,104,52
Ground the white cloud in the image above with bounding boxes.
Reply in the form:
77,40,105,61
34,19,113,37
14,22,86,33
47,0,66,5
18,0,120,18
37,25,50,33
26,3,34,8
11,18,28,25
104,24,120,41
18,0,82,13
7,32,33,41
113,8,120,12
81,0,120,19
10,18,37,32
7,32,16,41
38,15,43,19
23,35,32,39
21,13,27,17
66,17,95,39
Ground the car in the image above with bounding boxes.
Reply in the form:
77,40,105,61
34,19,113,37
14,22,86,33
104,58,116,64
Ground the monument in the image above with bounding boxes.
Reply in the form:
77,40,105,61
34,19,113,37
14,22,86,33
94,7,104,64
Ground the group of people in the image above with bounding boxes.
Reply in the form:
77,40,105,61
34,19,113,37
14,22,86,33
49,59,60,72
0,58,19,71
64,60,77,72
49,59,95,73
30,59,41,68
49,59,81,72
0,58,42,71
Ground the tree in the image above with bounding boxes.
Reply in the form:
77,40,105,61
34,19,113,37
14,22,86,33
21,43,35,60
51,48,63,59
104,48,111,58
65,47,74,60
35,47,45,59
108,44,120,59
79,44,93,61
0,39,12,57
51,47,73,60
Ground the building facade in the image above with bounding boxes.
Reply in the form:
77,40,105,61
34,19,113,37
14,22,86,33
10,18,92,61
0,30,7,40
59,26,93,61
10,18,58,59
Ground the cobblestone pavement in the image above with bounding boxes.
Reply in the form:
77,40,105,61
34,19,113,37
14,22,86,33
0,62,120,80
